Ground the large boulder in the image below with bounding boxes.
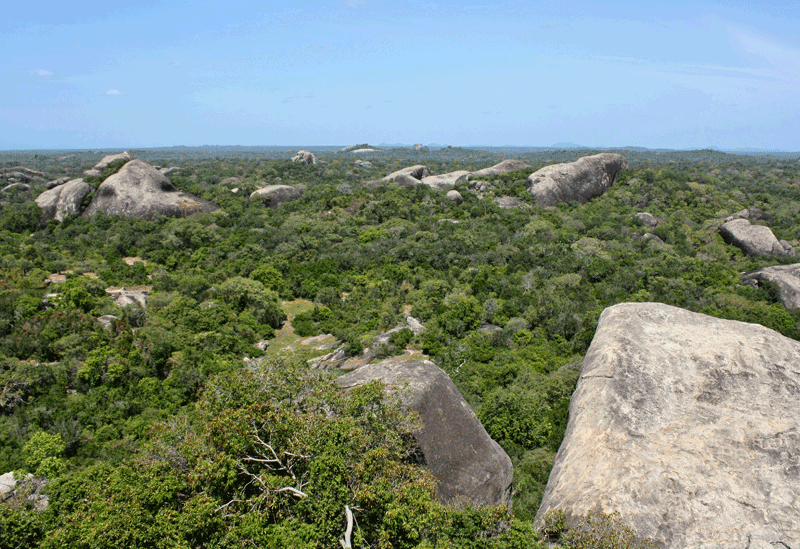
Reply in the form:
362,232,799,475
526,153,627,207
537,302,800,549
421,171,470,191
83,160,218,220
249,185,303,208
336,358,513,508
742,263,800,309
470,159,531,178
83,152,133,178
381,165,430,184
719,218,794,257
35,179,92,221
291,150,317,165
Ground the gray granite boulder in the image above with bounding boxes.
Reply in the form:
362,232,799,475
1,183,32,192
291,150,317,165
470,159,531,178
719,218,794,256
537,302,800,549
526,153,628,207
35,178,92,221
46,176,71,189
494,196,524,209
83,152,133,178
337,358,513,508
421,171,470,191
382,165,430,184
445,190,463,204
742,264,800,309
83,160,218,220
249,184,303,208
634,212,658,227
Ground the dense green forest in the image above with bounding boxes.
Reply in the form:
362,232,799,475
2,146,800,547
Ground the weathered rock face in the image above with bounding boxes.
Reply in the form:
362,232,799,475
35,179,92,221
1,183,32,192
537,302,800,549
336,358,513,508
470,159,531,178
83,160,218,220
382,165,430,183
719,218,795,257
742,264,800,309
445,190,463,204
249,185,303,208
46,176,71,189
83,152,133,178
494,196,524,209
421,171,470,191
354,159,373,168
526,153,628,207
291,150,317,165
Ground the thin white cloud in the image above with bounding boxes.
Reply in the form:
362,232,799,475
32,69,53,77
104,89,124,96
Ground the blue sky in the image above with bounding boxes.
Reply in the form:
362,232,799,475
2,0,798,150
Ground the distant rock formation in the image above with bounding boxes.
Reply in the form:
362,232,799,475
337,358,513,508
249,185,303,208
83,152,133,178
354,159,373,168
719,218,795,257
469,159,531,178
105,286,150,308
1,183,32,192
727,208,774,223
445,190,463,204
291,150,317,165
413,143,430,152
537,302,800,549
35,179,92,221
83,160,218,220
742,264,800,309
526,153,628,207
494,196,524,209
1,167,48,183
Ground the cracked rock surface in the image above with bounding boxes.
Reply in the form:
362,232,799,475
537,302,800,549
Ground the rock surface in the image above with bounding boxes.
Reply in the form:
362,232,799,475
526,153,628,207
742,263,800,309
537,302,800,549
291,150,317,165
445,190,463,204
719,218,795,256
35,179,92,221
634,212,658,227
336,358,513,508
249,184,303,208
83,152,133,178
421,171,470,191
494,196,524,209
46,176,71,189
83,160,218,220
382,165,430,184
470,159,531,178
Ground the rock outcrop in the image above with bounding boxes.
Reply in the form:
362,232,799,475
381,165,430,184
46,176,71,189
526,153,628,207
537,302,800,549
719,218,794,257
83,152,133,178
249,185,303,208
291,150,317,165
470,159,531,178
337,358,513,508
742,263,800,309
35,179,92,221
83,160,218,220
445,190,463,204
421,171,470,191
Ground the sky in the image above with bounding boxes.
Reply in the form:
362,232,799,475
2,0,799,150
